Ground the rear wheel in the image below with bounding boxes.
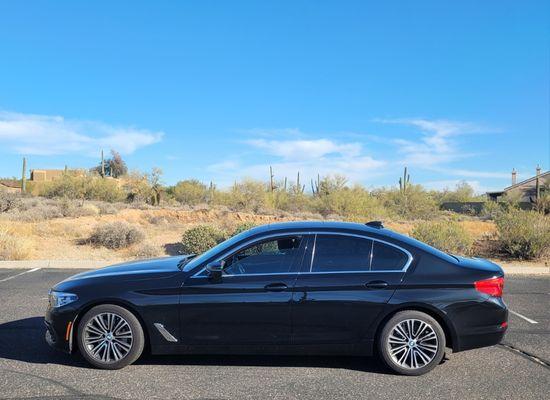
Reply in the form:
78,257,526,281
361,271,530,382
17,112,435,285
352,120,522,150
378,310,445,376
77,304,144,369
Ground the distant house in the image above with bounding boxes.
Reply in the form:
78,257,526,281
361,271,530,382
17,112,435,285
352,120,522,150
0,179,21,193
29,169,66,182
486,167,549,203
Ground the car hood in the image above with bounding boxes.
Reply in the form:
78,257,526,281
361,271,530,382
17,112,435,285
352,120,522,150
59,256,188,284
454,256,504,275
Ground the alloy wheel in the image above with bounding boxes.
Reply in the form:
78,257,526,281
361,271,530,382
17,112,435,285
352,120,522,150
387,318,438,370
83,312,133,364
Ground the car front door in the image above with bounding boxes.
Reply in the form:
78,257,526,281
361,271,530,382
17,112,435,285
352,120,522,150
179,234,309,346
291,233,411,346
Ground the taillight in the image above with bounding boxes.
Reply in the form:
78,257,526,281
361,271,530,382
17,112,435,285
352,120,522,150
474,276,504,297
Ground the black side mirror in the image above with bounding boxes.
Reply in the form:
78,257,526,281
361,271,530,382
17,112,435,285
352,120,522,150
206,260,224,281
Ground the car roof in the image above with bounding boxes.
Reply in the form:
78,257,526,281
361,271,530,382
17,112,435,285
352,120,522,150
246,220,389,235
244,220,457,263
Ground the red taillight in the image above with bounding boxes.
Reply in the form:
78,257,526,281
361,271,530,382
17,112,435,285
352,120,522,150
474,276,504,297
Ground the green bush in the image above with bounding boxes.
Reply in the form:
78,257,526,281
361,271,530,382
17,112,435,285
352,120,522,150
40,174,125,203
232,222,257,236
89,221,145,249
495,210,550,260
379,185,439,220
181,225,227,255
411,220,473,255
172,180,209,205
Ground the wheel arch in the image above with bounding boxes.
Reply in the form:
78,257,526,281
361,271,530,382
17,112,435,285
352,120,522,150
374,303,459,353
70,299,150,353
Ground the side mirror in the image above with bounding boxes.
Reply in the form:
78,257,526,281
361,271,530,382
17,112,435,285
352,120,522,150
206,260,224,281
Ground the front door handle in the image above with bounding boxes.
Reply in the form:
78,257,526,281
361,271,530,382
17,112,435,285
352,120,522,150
365,280,389,289
264,283,288,292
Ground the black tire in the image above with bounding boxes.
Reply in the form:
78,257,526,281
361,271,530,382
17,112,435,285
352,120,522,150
378,310,446,376
77,304,145,370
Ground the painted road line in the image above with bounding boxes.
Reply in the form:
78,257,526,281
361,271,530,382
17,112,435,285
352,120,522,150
509,310,538,324
0,268,41,283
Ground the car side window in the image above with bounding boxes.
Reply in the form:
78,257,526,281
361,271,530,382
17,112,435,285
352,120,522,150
371,241,409,271
311,235,372,273
222,236,303,275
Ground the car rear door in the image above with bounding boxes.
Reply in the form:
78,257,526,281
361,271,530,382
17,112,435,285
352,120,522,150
179,234,310,345
291,233,411,345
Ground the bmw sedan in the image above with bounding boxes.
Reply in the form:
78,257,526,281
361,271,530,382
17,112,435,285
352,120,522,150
45,221,508,375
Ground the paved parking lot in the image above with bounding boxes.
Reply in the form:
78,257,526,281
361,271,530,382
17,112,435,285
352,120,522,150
0,268,548,400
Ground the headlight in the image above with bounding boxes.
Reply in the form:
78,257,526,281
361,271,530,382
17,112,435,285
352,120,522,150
48,290,78,308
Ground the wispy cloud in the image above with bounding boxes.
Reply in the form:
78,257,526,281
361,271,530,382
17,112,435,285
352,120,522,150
376,118,488,167
209,133,386,186
0,110,163,156
246,138,362,160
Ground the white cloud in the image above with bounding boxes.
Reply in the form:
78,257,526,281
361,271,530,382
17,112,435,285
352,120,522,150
209,135,386,187
377,118,487,167
0,110,163,156
246,138,362,160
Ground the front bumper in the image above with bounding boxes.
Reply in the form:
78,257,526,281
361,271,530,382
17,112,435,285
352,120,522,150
44,304,79,353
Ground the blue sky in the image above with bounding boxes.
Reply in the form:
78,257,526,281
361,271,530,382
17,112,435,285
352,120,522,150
0,1,548,193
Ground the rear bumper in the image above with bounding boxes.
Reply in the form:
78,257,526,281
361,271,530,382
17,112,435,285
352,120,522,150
454,298,508,352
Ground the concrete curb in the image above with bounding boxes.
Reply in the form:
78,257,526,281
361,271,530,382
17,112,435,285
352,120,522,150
0,259,548,275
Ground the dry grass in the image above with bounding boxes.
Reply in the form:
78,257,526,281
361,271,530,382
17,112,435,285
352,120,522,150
1,203,506,262
0,227,33,260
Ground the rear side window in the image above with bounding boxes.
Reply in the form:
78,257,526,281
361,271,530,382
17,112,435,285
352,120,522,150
312,235,373,272
371,241,409,271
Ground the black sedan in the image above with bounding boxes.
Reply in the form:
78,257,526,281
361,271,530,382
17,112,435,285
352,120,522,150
45,221,508,375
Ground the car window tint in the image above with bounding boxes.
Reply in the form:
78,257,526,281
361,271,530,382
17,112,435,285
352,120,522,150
312,235,372,272
223,236,302,275
371,241,408,271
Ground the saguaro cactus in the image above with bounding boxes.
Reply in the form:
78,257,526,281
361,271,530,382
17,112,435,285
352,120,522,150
21,157,27,193
399,167,410,193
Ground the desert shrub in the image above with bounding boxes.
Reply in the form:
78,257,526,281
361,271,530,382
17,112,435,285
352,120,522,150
93,201,120,215
231,222,257,236
131,242,162,258
19,204,64,221
181,225,227,255
313,185,389,220
147,214,168,225
219,179,269,212
0,191,21,213
172,180,209,205
0,229,32,260
379,185,439,220
40,174,125,203
85,178,126,202
89,222,145,249
495,210,550,260
480,201,505,220
123,171,153,203
411,220,473,255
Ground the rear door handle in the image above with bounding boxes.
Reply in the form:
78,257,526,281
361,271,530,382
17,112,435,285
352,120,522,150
365,280,389,289
264,283,288,292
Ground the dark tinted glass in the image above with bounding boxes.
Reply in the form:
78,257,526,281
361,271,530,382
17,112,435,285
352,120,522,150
223,236,302,275
312,235,372,272
371,241,408,271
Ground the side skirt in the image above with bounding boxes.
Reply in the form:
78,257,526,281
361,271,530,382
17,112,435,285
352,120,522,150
151,342,374,356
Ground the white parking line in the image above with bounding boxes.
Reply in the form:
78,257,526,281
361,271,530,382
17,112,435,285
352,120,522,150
0,268,41,283
509,310,538,324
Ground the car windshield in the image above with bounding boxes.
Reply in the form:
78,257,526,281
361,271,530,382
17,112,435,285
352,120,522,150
182,230,252,272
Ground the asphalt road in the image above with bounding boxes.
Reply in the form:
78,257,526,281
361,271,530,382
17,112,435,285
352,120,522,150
0,268,548,400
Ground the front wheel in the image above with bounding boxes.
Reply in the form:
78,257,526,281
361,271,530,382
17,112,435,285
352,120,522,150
77,304,145,369
378,310,446,376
